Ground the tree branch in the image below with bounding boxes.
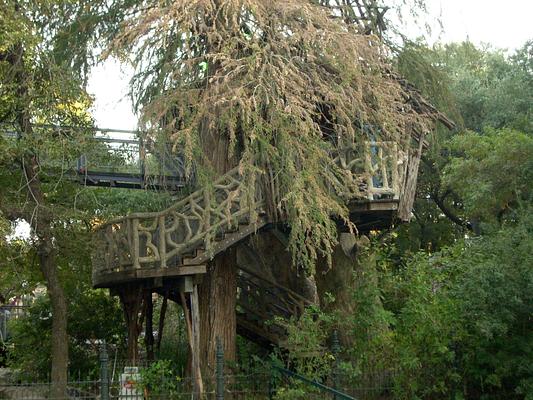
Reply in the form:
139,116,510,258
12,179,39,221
431,189,473,231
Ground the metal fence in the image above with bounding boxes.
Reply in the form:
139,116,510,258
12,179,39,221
1,334,395,400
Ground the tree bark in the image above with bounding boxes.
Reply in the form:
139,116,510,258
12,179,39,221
37,234,69,398
315,232,368,348
197,249,237,375
119,285,144,364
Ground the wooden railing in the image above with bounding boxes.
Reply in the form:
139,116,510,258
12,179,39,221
332,141,407,201
92,141,407,285
1,124,188,189
92,166,265,279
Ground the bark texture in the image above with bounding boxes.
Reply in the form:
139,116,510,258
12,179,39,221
119,285,144,364
197,249,237,374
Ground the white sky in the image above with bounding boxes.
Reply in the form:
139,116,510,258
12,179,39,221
87,0,533,130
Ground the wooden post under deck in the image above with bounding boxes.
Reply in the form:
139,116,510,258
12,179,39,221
144,290,155,361
180,275,204,399
117,284,144,365
191,284,203,398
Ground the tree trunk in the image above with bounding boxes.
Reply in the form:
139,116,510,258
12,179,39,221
197,49,239,372
119,285,144,364
197,249,237,375
38,237,69,398
315,233,360,348
10,40,69,397
21,150,69,399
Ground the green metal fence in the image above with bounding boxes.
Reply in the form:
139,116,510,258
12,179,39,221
1,335,395,400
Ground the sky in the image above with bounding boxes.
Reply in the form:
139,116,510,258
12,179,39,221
86,0,533,131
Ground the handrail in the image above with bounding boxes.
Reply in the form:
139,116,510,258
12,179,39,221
238,265,312,308
97,166,242,226
272,365,356,400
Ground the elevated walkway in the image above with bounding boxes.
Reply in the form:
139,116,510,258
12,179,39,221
1,125,189,191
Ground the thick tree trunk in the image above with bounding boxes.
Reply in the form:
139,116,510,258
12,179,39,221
197,249,237,374
119,285,144,364
315,232,361,348
197,58,239,372
38,237,69,398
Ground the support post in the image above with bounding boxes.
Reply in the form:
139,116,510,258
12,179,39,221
156,292,168,353
144,290,154,361
119,284,144,365
99,340,109,400
190,284,203,398
216,336,225,400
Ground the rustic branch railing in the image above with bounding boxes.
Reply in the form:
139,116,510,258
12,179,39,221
92,141,406,285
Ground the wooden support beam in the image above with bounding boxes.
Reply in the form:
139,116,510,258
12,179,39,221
190,284,203,399
118,284,144,365
156,292,168,353
144,290,155,361
180,286,204,399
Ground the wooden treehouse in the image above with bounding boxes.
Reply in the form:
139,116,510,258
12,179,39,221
91,136,428,364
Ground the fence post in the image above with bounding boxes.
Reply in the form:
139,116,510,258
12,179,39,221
100,340,110,400
216,336,224,400
331,330,341,400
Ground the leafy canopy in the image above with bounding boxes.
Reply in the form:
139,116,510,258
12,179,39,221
106,0,436,269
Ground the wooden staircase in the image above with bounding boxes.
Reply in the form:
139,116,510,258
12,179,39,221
236,265,313,347
92,165,269,287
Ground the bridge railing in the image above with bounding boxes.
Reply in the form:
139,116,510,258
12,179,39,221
1,124,188,187
92,140,406,286
332,140,407,201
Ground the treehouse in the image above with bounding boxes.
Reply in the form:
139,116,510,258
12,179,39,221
90,93,454,350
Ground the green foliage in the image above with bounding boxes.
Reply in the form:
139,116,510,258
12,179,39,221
8,288,125,380
273,385,310,400
278,305,336,379
390,213,533,399
394,40,533,255
444,128,533,221
139,360,182,396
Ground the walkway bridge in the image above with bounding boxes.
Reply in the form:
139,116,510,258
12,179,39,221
1,124,188,190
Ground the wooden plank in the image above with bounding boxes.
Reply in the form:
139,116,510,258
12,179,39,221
93,265,207,288
347,199,399,213
136,265,206,279
236,315,281,346
238,265,312,306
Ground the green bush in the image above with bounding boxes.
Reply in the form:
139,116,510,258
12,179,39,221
139,360,182,396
